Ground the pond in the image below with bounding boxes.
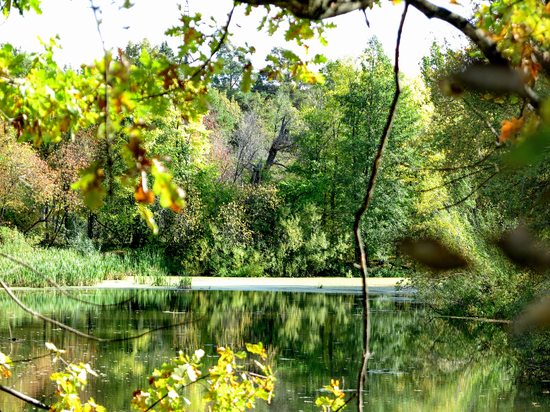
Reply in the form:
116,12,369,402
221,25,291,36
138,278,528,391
1,288,549,411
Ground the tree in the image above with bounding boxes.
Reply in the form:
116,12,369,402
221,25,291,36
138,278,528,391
0,130,56,228
285,38,419,266
211,42,249,96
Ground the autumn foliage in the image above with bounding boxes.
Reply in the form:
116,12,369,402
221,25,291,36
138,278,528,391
0,127,55,226
500,116,525,143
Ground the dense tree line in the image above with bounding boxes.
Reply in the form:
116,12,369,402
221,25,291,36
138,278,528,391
0,37,421,278
1,35,549,298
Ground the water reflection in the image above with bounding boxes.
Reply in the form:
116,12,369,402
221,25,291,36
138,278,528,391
0,289,549,411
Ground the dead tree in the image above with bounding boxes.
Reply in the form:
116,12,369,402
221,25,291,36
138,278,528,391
250,115,293,186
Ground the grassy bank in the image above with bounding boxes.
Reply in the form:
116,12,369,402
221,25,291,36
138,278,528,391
0,226,409,287
0,226,172,287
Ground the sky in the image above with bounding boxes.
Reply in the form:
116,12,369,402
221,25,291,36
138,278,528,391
0,0,474,76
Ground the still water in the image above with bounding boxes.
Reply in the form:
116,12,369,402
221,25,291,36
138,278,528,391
0,288,549,411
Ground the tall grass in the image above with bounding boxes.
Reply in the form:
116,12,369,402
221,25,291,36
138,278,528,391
0,226,170,287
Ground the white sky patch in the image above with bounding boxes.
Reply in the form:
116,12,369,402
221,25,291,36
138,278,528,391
0,0,472,75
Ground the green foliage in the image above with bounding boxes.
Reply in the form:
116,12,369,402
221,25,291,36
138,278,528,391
315,379,347,411
511,328,550,381
286,38,420,265
407,41,550,319
0,0,41,17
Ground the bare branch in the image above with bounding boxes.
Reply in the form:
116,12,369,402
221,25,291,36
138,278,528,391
437,169,501,211
11,353,51,364
145,374,211,412
461,98,502,143
137,5,235,102
237,0,376,19
408,0,542,107
272,162,290,170
354,4,409,411
421,165,494,193
407,0,505,66
190,6,235,81
0,384,50,410
415,146,499,172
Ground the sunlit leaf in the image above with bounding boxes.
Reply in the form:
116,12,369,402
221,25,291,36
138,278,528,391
71,161,106,210
134,182,155,204
500,116,525,142
138,203,158,235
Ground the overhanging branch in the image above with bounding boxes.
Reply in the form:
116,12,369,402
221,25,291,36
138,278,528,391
236,0,376,19
407,0,506,66
408,0,542,107
0,384,50,410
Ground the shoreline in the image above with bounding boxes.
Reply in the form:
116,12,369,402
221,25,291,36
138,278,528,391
94,276,413,295
7,277,414,296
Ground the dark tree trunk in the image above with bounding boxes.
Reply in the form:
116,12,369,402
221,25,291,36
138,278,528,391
250,115,292,186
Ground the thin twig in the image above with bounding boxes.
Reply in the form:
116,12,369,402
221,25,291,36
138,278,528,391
10,353,51,364
7,315,13,356
0,266,20,278
421,165,494,193
434,314,512,323
436,170,500,211
190,6,235,82
137,5,236,102
0,107,14,122
24,207,53,234
461,98,502,143
0,278,204,343
362,9,370,27
0,253,141,308
89,0,105,50
417,146,499,171
336,391,358,412
144,373,211,412
89,0,113,195
354,4,409,412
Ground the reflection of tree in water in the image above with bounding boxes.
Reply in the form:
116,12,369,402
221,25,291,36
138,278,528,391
510,328,550,382
1,290,550,411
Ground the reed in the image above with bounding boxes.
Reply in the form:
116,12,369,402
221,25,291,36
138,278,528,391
0,227,170,287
